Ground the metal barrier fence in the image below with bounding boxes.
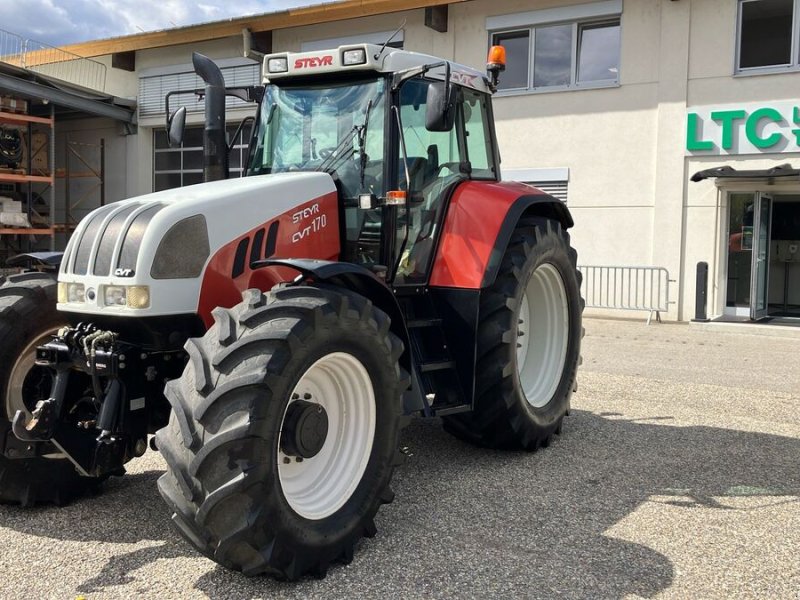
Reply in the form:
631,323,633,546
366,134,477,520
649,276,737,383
0,29,106,92
578,265,674,324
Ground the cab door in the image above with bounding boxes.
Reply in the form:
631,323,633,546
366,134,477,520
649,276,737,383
391,80,496,285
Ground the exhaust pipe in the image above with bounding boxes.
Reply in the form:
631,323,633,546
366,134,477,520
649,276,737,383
192,52,228,182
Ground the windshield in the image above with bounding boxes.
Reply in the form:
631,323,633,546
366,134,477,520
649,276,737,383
247,78,386,200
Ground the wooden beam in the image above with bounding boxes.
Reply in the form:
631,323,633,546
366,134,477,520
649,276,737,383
0,173,54,184
58,0,466,58
112,51,136,71
0,111,54,126
425,5,448,33
0,228,54,235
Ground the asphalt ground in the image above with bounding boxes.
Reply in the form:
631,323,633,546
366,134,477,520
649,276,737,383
1,318,798,599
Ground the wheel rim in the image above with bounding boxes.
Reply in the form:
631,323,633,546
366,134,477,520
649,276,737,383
5,329,58,421
516,263,569,409
278,352,376,520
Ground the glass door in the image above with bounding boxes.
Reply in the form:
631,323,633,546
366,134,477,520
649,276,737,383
726,192,756,316
750,193,773,320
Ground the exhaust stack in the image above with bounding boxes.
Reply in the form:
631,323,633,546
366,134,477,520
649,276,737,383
192,52,228,182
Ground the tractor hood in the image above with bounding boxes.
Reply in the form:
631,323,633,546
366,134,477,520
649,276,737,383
58,172,338,318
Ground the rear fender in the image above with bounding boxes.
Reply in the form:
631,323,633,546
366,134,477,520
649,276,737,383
253,258,424,414
429,180,573,289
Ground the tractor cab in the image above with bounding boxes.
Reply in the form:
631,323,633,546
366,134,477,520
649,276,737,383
246,44,500,284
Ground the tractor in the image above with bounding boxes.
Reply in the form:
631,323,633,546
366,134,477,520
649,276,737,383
0,41,583,579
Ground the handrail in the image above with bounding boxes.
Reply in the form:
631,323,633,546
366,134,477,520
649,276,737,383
0,29,106,92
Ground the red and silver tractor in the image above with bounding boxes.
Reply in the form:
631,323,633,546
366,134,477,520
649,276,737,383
0,42,582,579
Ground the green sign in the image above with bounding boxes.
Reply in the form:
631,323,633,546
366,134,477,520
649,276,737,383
686,102,800,155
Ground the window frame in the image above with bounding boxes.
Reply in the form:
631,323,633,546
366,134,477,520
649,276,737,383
735,0,800,76
461,88,500,180
489,17,621,96
153,122,249,192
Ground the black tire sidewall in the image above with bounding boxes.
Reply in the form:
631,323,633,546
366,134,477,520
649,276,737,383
0,274,91,505
510,224,582,430
0,278,64,420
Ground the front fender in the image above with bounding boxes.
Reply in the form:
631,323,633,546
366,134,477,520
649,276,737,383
253,258,425,414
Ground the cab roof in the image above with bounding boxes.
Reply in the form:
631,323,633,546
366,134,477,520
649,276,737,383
263,43,490,94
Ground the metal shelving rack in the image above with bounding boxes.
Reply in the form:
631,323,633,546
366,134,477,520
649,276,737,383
0,105,56,250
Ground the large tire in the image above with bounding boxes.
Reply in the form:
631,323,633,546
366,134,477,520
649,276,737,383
156,285,407,580
0,272,98,505
443,216,583,450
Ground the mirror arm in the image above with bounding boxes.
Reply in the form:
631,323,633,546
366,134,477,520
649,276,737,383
164,88,203,132
391,60,449,92
164,86,264,132
227,115,255,153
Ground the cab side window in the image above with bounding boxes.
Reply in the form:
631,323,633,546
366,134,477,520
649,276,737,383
397,78,461,192
461,89,496,180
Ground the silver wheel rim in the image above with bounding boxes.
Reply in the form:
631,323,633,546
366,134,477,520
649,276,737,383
278,352,376,520
5,329,58,421
516,263,569,409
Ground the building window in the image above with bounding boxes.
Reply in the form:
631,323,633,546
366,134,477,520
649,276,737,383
153,123,249,192
491,19,620,92
492,30,530,89
737,0,796,71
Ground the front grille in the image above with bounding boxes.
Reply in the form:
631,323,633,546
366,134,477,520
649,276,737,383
64,202,165,276
93,204,140,276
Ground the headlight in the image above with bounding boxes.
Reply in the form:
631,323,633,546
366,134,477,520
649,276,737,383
342,48,366,66
104,285,126,306
127,286,150,309
267,57,288,73
103,285,150,309
59,282,85,303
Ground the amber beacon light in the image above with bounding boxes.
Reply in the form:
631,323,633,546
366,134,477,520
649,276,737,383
486,45,506,92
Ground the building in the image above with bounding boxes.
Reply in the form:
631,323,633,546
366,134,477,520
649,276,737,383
2,0,799,323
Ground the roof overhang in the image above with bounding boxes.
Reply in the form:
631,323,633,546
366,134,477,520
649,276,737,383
58,0,467,58
0,63,135,123
691,164,800,183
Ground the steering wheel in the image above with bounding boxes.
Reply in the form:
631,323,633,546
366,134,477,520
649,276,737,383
317,147,337,160
432,162,461,178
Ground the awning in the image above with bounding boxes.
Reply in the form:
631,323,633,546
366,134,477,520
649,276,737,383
0,62,135,123
691,164,800,182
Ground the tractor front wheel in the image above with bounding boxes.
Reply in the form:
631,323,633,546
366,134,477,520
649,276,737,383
443,216,583,450
0,273,101,505
156,285,407,579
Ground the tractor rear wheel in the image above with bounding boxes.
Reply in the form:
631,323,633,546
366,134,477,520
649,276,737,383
443,216,583,450
156,285,407,579
0,272,99,505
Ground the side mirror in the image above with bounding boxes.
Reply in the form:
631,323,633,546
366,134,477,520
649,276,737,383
167,106,187,147
425,80,455,132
